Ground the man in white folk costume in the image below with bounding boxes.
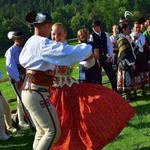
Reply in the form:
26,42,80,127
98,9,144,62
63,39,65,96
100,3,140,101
19,11,92,150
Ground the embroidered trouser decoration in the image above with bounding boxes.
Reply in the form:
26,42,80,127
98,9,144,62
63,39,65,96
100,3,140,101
21,84,60,150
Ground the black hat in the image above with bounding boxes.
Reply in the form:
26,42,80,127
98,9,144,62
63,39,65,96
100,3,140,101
119,16,128,24
92,20,102,27
7,31,24,39
26,11,53,24
138,18,146,24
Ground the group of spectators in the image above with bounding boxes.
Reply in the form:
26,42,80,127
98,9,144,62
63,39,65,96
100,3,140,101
110,17,150,101
78,16,150,102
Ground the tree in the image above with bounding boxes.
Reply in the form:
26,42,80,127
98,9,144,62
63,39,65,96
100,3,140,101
0,0,150,54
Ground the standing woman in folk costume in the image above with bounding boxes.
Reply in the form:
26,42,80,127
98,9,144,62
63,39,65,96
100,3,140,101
117,23,140,101
5,31,34,129
50,22,136,150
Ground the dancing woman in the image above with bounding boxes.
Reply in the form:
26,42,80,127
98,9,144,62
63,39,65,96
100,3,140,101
50,23,136,150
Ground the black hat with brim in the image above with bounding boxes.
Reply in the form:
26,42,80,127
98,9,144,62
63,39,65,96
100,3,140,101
7,31,24,40
92,20,102,27
13,31,24,39
26,11,54,25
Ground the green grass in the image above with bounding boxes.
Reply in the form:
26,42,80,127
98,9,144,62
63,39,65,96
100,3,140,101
104,94,150,150
0,128,35,150
0,55,150,150
0,56,16,109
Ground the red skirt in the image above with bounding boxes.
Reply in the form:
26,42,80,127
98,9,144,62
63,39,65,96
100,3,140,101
50,83,136,150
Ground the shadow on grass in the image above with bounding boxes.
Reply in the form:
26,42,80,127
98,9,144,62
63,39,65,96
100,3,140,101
133,101,150,115
127,92,150,130
135,93,150,102
130,91,150,114
0,128,34,150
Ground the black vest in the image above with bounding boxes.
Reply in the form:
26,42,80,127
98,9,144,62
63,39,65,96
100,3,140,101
92,31,107,56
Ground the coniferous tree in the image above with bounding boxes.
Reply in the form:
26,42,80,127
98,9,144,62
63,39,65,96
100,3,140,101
0,0,150,54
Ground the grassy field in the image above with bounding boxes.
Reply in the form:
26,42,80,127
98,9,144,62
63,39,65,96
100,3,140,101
0,55,150,150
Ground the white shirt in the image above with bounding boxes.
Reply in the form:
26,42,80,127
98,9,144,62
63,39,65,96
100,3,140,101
19,35,92,70
5,44,22,82
110,35,118,45
130,32,146,52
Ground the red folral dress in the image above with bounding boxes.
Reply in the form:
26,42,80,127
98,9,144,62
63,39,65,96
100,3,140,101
51,66,136,150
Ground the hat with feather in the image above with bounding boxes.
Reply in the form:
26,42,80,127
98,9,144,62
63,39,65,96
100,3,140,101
7,31,24,40
26,11,53,25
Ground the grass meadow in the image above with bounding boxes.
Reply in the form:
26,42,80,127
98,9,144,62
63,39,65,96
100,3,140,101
0,51,150,149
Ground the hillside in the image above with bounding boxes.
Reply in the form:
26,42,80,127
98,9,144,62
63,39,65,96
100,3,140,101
0,0,150,54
